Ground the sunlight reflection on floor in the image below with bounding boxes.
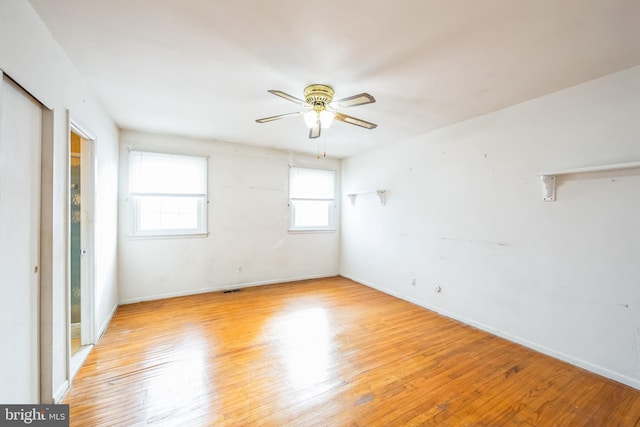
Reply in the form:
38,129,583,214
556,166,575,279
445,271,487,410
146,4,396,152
276,307,332,389
142,332,213,423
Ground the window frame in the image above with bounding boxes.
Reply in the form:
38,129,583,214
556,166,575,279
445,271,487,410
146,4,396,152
128,150,208,238
289,166,336,232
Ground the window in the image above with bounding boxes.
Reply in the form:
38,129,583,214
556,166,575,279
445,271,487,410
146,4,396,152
129,151,207,237
289,167,336,231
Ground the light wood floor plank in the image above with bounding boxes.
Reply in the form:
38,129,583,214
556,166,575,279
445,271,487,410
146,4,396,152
63,277,640,426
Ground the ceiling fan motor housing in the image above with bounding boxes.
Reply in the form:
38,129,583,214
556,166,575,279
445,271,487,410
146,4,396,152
304,84,334,112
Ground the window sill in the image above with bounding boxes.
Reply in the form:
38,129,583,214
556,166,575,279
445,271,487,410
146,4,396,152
288,228,336,234
127,232,209,240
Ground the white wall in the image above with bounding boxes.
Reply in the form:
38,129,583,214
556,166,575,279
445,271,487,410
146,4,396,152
118,130,340,303
341,66,640,389
0,0,119,402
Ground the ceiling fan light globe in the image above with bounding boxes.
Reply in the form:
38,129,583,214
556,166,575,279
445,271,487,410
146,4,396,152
304,110,318,128
320,110,335,128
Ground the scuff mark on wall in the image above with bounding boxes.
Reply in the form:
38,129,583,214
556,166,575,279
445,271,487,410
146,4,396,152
439,236,508,247
248,186,280,192
273,234,288,250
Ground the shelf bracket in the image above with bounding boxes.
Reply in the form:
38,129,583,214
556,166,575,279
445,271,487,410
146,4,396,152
541,175,556,202
538,160,640,201
347,190,387,206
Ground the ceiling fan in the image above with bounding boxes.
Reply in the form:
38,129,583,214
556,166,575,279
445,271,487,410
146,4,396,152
256,84,377,139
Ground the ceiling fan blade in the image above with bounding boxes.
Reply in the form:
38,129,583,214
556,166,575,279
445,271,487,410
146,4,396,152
255,112,302,123
331,93,376,109
268,90,309,107
309,122,321,139
334,112,377,129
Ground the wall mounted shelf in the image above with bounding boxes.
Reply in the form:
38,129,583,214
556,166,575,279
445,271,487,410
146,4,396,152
347,190,386,206
538,161,640,201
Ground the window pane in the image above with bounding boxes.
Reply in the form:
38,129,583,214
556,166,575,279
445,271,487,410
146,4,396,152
139,196,200,231
130,151,207,194
290,167,335,199
293,200,331,228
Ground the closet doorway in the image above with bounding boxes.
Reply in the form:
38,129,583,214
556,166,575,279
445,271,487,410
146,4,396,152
69,124,95,375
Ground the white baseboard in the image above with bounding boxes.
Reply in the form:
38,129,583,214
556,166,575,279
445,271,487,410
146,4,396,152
53,380,69,404
70,345,93,381
119,273,338,305
98,302,118,340
341,273,640,391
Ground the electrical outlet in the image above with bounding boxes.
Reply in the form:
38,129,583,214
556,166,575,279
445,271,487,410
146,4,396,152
411,277,417,286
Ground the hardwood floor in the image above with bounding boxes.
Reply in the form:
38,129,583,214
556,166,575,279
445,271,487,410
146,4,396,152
63,277,640,426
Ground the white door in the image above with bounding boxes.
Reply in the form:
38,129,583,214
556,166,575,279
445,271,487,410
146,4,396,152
0,73,43,403
79,138,90,346
79,136,94,346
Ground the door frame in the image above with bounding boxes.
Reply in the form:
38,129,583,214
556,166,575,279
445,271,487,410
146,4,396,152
67,116,96,379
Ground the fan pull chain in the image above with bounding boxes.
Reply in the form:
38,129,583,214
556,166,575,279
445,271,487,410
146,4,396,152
316,133,327,158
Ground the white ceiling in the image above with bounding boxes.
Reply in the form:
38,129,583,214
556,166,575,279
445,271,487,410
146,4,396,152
28,0,640,158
